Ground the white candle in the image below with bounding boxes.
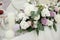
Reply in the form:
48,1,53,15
7,12,15,29
5,29,15,40
4,12,15,40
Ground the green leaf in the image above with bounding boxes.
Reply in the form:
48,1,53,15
26,27,34,32
49,26,52,29
35,28,39,35
31,11,36,18
36,5,43,15
17,27,25,33
49,6,54,11
59,10,60,14
37,22,44,31
53,23,57,31
37,8,41,14
17,29,23,33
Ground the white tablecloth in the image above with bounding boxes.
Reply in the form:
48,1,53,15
11,24,60,40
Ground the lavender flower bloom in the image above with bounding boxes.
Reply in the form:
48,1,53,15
13,24,20,31
41,18,48,25
50,11,56,17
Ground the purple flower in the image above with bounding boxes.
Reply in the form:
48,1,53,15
50,11,56,17
41,18,48,25
13,24,20,31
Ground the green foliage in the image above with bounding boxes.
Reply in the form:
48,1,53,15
49,6,55,11
53,22,57,31
37,5,43,14
37,22,44,31
35,28,39,35
17,29,23,33
36,21,44,35
31,11,36,18
26,27,34,32
59,10,60,14
49,26,52,29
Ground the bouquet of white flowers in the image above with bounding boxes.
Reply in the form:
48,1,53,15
14,2,60,35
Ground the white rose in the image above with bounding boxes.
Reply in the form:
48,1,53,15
24,3,38,16
34,15,40,20
41,8,50,17
17,12,29,21
47,20,53,26
18,12,25,20
54,14,60,23
27,21,32,26
16,17,19,21
33,21,37,28
20,21,30,29
23,15,29,21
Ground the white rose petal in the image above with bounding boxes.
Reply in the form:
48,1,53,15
54,14,60,23
20,21,30,29
33,21,37,28
41,8,50,17
47,20,53,26
27,21,31,26
34,15,40,20
24,3,38,16
23,15,29,20
16,17,19,21
45,11,50,16
18,12,25,20
41,13,46,17
18,12,29,21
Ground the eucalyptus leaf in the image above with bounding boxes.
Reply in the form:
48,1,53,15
37,22,44,31
53,23,57,31
59,10,60,14
35,28,39,35
31,11,36,18
26,27,34,32
17,29,23,33
49,26,52,29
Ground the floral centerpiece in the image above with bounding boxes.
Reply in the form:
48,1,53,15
14,1,60,35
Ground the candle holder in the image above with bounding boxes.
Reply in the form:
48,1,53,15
0,10,4,15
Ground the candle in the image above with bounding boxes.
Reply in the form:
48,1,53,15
5,29,15,40
5,12,15,40
7,12,15,29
